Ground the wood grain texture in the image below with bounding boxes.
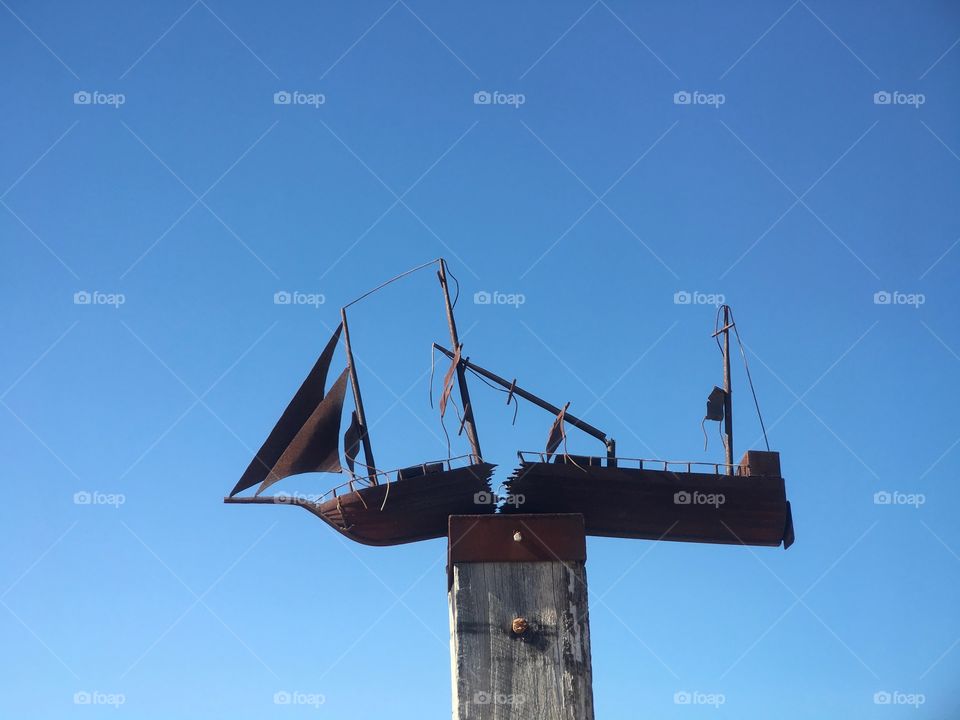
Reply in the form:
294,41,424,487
449,561,594,720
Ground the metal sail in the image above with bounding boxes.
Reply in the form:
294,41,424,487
545,402,570,457
254,368,350,496
439,343,461,418
344,410,361,475
229,324,343,497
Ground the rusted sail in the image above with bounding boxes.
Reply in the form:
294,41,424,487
545,402,570,456
229,325,343,497
439,344,461,418
255,368,350,496
344,410,361,475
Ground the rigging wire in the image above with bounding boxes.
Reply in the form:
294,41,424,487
465,364,520,425
445,262,460,309
342,258,442,309
714,305,770,452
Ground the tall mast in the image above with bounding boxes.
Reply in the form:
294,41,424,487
437,259,482,462
721,305,734,475
340,307,377,483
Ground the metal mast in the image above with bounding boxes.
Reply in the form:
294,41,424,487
437,259,482,461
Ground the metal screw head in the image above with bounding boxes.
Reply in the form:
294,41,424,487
511,617,529,636
513,531,522,542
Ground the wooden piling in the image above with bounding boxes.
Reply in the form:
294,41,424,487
447,514,594,719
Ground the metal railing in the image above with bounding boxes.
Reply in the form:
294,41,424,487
517,451,743,476
269,454,481,505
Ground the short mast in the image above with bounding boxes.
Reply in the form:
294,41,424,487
721,305,734,475
340,307,377,483
437,259,482,462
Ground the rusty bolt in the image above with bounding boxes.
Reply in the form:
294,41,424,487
511,617,529,636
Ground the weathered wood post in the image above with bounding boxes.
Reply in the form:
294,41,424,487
448,514,594,719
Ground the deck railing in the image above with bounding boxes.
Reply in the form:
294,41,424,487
269,453,481,505
517,451,744,476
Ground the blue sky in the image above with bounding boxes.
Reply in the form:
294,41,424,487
2,1,959,717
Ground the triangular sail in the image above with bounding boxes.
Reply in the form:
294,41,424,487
545,402,570,457
344,410,361,475
229,325,343,497
255,368,350,496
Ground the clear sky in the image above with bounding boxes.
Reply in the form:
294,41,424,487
2,1,959,718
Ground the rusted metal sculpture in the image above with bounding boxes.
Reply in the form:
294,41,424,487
225,260,793,550
224,259,496,545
